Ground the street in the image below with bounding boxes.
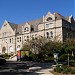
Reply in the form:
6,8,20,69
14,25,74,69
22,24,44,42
0,61,53,75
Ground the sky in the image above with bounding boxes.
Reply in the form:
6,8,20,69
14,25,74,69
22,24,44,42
0,0,74,28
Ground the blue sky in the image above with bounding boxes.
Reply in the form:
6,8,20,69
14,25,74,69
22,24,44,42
0,0,74,28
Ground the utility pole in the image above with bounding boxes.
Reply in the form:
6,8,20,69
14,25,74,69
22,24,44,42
68,53,69,67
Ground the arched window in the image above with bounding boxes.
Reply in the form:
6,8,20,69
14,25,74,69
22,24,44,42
17,45,20,48
24,27,29,31
46,17,52,21
2,47,6,53
9,46,14,52
50,31,53,38
10,38,11,43
46,32,49,38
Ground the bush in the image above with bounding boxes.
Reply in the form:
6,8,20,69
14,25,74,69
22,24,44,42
29,51,38,61
69,60,75,67
54,66,62,73
54,65,75,74
62,67,71,74
71,69,75,74
59,54,67,61
3,53,10,59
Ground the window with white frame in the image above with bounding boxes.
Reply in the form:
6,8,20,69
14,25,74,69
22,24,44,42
20,37,21,42
24,27,29,32
27,36,29,41
35,34,37,39
24,36,27,41
17,37,19,42
10,38,11,43
32,35,35,40
46,17,52,21
50,31,53,38
46,32,49,38
46,24,49,28
50,22,53,28
12,38,13,43
3,32,7,37
6,39,7,43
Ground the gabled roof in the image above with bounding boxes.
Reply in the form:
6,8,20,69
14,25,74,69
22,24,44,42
28,18,43,25
16,24,23,34
6,11,74,34
8,22,18,31
17,18,43,33
65,16,69,21
54,12,66,20
28,18,43,31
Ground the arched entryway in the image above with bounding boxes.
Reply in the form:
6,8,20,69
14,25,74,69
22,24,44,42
9,46,14,53
2,46,6,53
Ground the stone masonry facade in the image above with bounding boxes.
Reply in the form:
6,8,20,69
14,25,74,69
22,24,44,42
0,11,75,54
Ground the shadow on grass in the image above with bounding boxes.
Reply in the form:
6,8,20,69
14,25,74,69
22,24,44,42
0,61,53,75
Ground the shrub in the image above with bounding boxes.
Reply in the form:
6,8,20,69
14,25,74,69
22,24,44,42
44,56,54,62
59,54,67,61
3,53,10,59
54,65,75,74
54,66,62,73
71,69,75,74
63,68,70,74
69,60,75,67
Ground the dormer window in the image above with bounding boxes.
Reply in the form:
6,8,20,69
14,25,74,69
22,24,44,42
24,27,29,32
31,27,34,31
31,25,34,31
46,17,52,21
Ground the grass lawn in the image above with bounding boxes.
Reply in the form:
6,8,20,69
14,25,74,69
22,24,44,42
51,67,75,75
53,72,74,75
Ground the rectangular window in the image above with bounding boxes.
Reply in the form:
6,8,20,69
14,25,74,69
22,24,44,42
35,34,37,39
46,24,49,28
50,31,53,38
12,38,13,43
32,35,34,40
17,37,19,42
25,39,26,41
3,33,4,36
10,38,11,43
20,37,21,42
27,36,29,38
6,39,7,43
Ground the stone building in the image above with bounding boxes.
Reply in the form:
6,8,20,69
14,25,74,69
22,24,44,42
0,11,75,54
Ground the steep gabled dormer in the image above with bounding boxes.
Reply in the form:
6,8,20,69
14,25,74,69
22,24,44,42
44,11,55,22
1,20,16,37
44,11,55,29
23,22,30,34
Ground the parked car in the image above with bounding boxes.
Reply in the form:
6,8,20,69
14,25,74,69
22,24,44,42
0,54,6,65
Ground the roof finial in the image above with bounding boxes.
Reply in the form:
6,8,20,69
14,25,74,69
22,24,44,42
70,14,73,17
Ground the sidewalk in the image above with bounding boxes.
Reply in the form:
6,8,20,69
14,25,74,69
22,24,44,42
6,56,17,62
29,63,54,75
6,59,54,75
30,67,53,75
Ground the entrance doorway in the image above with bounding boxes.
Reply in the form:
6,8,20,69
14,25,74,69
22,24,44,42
2,46,6,53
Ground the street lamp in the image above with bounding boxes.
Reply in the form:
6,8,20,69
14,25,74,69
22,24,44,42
53,53,59,66
68,53,69,67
